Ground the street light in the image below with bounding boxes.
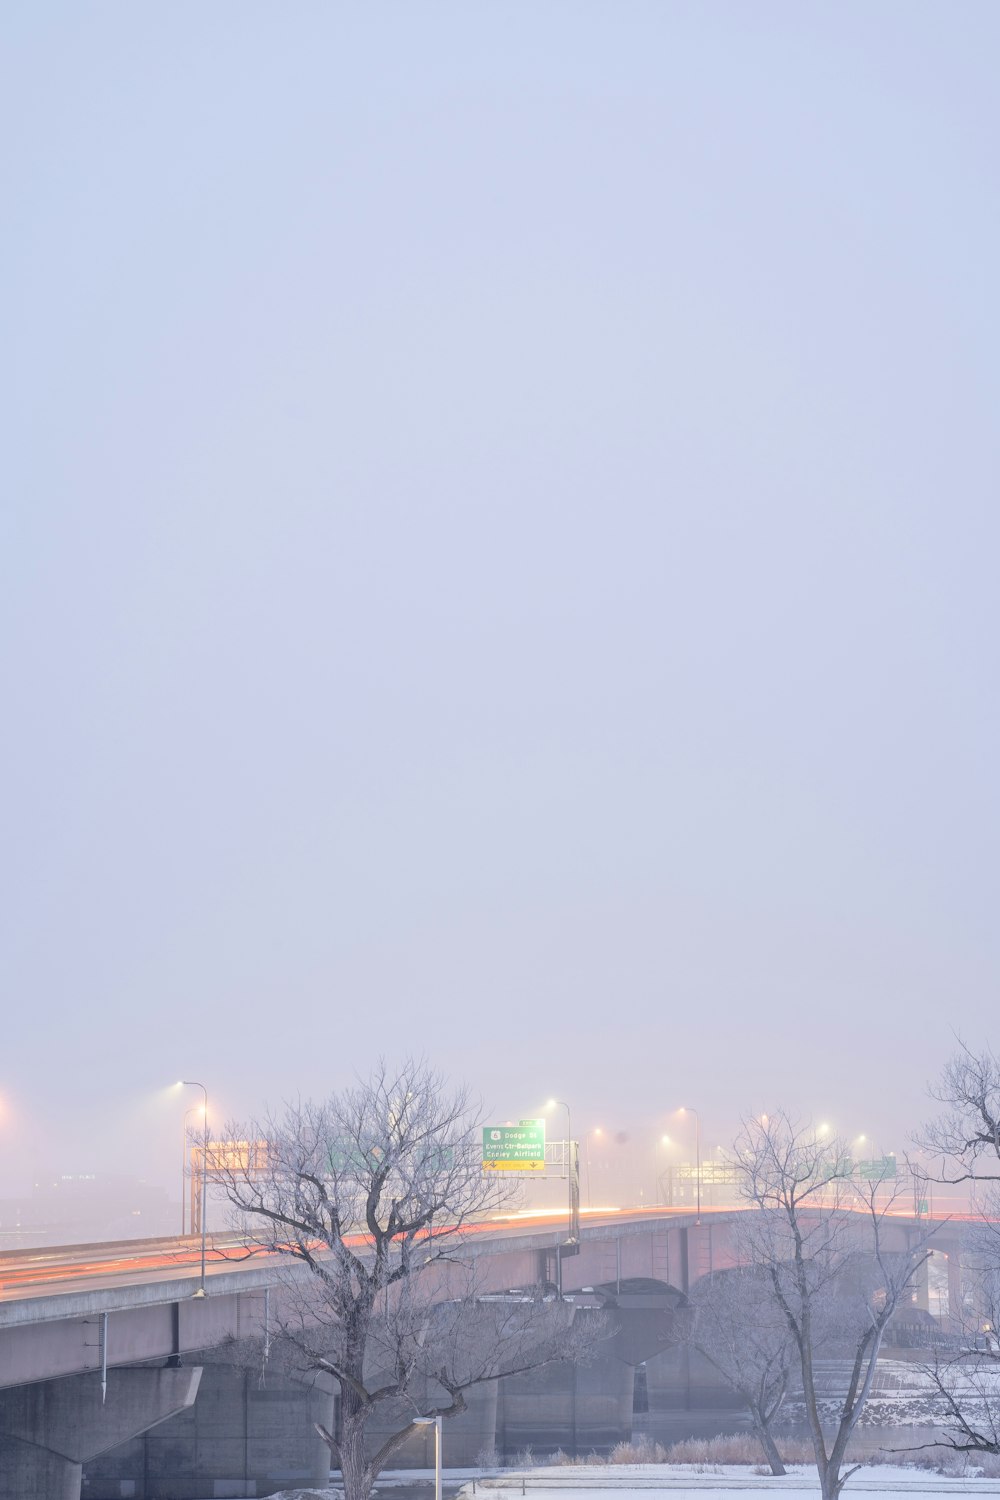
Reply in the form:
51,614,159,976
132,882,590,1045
546,1098,576,1297
181,1103,204,1236
180,1080,209,1297
413,1415,442,1500
679,1106,701,1223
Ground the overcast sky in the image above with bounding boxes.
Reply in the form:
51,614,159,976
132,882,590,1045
2,3,998,1199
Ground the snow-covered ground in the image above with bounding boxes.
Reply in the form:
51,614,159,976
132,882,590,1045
218,1464,1000,1500
456,1467,1000,1494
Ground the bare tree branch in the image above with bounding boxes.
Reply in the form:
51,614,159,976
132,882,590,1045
209,1059,606,1500
679,1263,795,1475
914,1041,1000,1186
732,1110,935,1500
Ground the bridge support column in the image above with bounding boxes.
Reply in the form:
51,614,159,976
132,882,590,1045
0,1366,201,1500
912,1247,930,1313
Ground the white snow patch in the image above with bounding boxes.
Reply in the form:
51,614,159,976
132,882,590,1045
201,1465,1000,1500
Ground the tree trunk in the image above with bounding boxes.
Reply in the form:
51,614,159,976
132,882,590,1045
338,1412,373,1500
752,1417,786,1477
817,1457,847,1500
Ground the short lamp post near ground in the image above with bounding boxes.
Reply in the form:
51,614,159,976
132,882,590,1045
180,1080,209,1297
413,1415,442,1500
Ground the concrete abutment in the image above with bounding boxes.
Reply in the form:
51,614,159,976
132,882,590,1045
0,1366,201,1500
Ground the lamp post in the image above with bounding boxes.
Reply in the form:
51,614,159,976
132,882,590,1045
680,1106,701,1223
181,1080,209,1296
181,1104,203,1236
413,1415,442,1500
547,1098,576,1297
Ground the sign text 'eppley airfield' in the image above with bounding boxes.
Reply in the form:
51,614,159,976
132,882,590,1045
481,1120,546,1172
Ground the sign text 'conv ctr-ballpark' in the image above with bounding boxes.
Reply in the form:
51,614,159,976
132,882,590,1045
481,1120,546,1171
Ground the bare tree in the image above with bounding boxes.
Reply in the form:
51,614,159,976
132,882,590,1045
682,1263,796,1475
916,1039,1000,1189
919,1243,1000,1460
732,1112,932,1500
913,1042,1000,1459
211,1059,603,1500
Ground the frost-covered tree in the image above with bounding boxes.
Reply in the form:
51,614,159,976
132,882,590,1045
732,1111,932,1500
919,1247,1000,1460
681,1263,796,1474
917,1040,1000,1191
914,1041,1000,1458
211,1059,602,1500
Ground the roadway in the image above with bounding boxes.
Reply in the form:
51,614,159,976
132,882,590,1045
0,1233,259,1303
0,1206,712,1306
0,1201,954,1310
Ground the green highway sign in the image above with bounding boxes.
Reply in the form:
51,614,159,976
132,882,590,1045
482,1119,546,1172
855,1157,897,1180
327,1139,454,1175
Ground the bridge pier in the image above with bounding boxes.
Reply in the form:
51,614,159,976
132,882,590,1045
912,1246,930,1313
364,1374,499,1466
0,1365,201,1500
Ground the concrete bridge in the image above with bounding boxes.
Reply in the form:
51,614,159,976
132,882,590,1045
0,1206,965,1499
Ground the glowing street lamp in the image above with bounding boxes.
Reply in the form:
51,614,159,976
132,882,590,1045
180,1080,209,1297
181,1103,204,1236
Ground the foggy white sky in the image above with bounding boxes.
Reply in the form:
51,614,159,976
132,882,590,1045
2,4,998,1199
